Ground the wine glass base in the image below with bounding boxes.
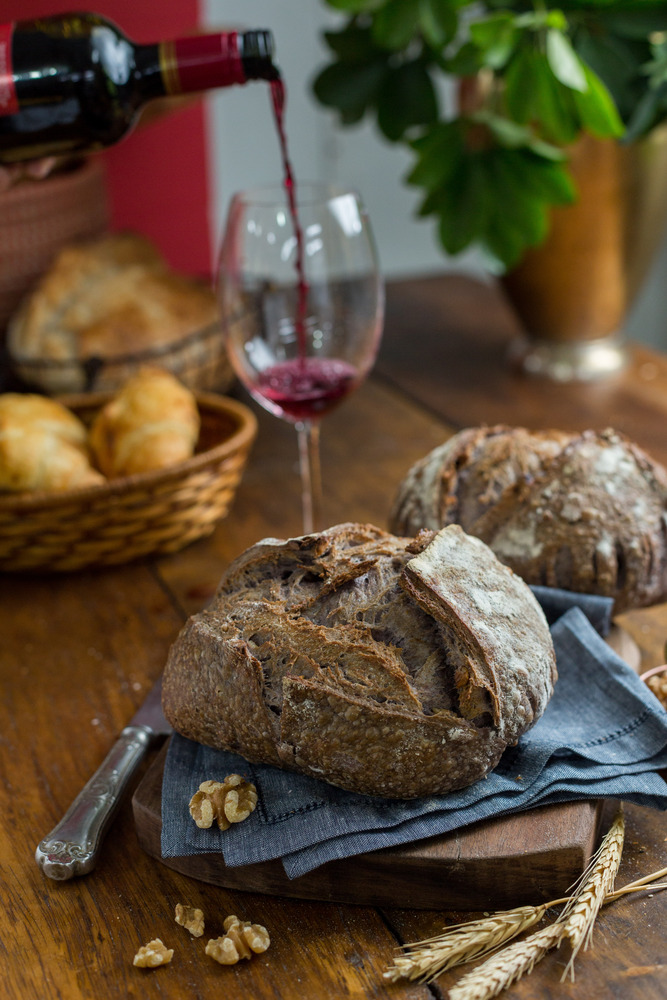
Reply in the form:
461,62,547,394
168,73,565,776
508,334,628,382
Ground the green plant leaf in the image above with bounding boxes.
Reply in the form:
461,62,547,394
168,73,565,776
503,48,540,123
434,156,491,255
572,63,625,137
469,13,520,69
592,8,667,40
322,24,377,61
573,30,648,124
323,0,386,12
546,29,588,92
376,60,439,139
312,59,387,114
472,111,566,159
371,0,421,50
407,119,465,191
486,151,550,246
482,216,529,271
644,39,667,88
445,40,484,75
505,48,581,144
501,149,576,204
418,0,457,49
624,80,667,141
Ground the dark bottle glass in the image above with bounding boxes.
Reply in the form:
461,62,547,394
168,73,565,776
0,12,278,163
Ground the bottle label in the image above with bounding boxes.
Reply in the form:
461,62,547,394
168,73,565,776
0,23,19,116
159,32,246,95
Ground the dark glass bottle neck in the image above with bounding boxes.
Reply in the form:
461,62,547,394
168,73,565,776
239,30,279,81
133,43,167,101
153,31,277,98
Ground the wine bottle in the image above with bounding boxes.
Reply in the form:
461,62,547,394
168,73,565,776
0,12,278,164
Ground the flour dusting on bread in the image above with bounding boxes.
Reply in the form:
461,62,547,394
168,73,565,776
391,425,667,613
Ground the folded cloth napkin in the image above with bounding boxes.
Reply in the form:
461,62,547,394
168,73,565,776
161,592,667,879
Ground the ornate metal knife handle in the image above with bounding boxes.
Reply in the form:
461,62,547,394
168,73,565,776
35,726,153,881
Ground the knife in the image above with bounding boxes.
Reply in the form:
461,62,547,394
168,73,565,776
35,675,171,881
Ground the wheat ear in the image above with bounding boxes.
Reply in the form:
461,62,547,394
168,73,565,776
383,860,667,985
447,922,566,1000
560,805,625,981
382,904,549,983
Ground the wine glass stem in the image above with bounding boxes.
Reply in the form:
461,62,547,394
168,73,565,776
296,419,322,534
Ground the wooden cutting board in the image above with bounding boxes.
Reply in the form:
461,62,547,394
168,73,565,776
132,742,604,911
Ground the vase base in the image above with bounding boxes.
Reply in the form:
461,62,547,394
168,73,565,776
509,334,628,382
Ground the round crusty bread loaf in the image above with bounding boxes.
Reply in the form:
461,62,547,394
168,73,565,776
162,522,557,799
390,425,667,614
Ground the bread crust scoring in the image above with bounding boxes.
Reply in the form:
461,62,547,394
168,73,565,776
162,522,557,799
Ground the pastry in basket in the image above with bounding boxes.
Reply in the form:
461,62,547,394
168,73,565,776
6,231,223,393
390,425,667,613
162,522,557,799
0,393,104,492
89,367,200,477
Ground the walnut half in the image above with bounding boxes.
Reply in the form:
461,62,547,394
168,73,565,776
189,775,258,831
175,903,205,937
205,915,270,965
133,939,174,968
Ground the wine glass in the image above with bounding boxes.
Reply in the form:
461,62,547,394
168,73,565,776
216,182,384,533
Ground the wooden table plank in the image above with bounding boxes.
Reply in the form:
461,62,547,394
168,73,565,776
2,272,667,1000
383,802,667,1000
0,564,429,1000
378,274,667,467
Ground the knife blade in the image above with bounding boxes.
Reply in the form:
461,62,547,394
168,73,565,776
35,675,172,881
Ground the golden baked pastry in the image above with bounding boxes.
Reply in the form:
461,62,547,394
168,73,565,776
89,367,200,477
6,232,220,393
0,393,104,492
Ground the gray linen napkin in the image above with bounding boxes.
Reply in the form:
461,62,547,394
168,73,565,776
161,595,667,879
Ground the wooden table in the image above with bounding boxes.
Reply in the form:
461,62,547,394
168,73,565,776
2,274,666,1000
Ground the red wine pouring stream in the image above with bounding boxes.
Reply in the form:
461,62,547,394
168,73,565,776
270,75,309,363
261,75,358,422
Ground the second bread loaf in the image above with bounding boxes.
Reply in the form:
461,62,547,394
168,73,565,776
390,425,667,613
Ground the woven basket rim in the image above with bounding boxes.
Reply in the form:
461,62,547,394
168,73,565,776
0,391,257,512
9,320,222,370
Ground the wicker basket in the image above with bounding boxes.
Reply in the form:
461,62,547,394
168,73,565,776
9,319,236,396
0,392,257,573
0,159,109,336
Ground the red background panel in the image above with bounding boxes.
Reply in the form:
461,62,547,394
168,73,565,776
3,1,212,277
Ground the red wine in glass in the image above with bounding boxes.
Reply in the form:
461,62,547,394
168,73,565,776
256,357,358,421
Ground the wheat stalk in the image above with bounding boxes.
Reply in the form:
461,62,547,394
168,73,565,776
382,904,549,983
447,922,566,1000
383,805,667,988
560,805,625,981
383,869,667,985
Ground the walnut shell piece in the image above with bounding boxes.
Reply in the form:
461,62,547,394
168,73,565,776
174,903,205,937
132,939,174,968
188,775,257,831
205,915,270,965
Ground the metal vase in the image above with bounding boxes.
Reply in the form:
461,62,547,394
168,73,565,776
502,126,667,381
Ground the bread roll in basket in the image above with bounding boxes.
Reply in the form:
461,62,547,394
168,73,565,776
162,522,557,799
6,232,233,394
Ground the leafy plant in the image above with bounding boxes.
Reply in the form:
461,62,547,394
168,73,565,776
312,1,667,270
